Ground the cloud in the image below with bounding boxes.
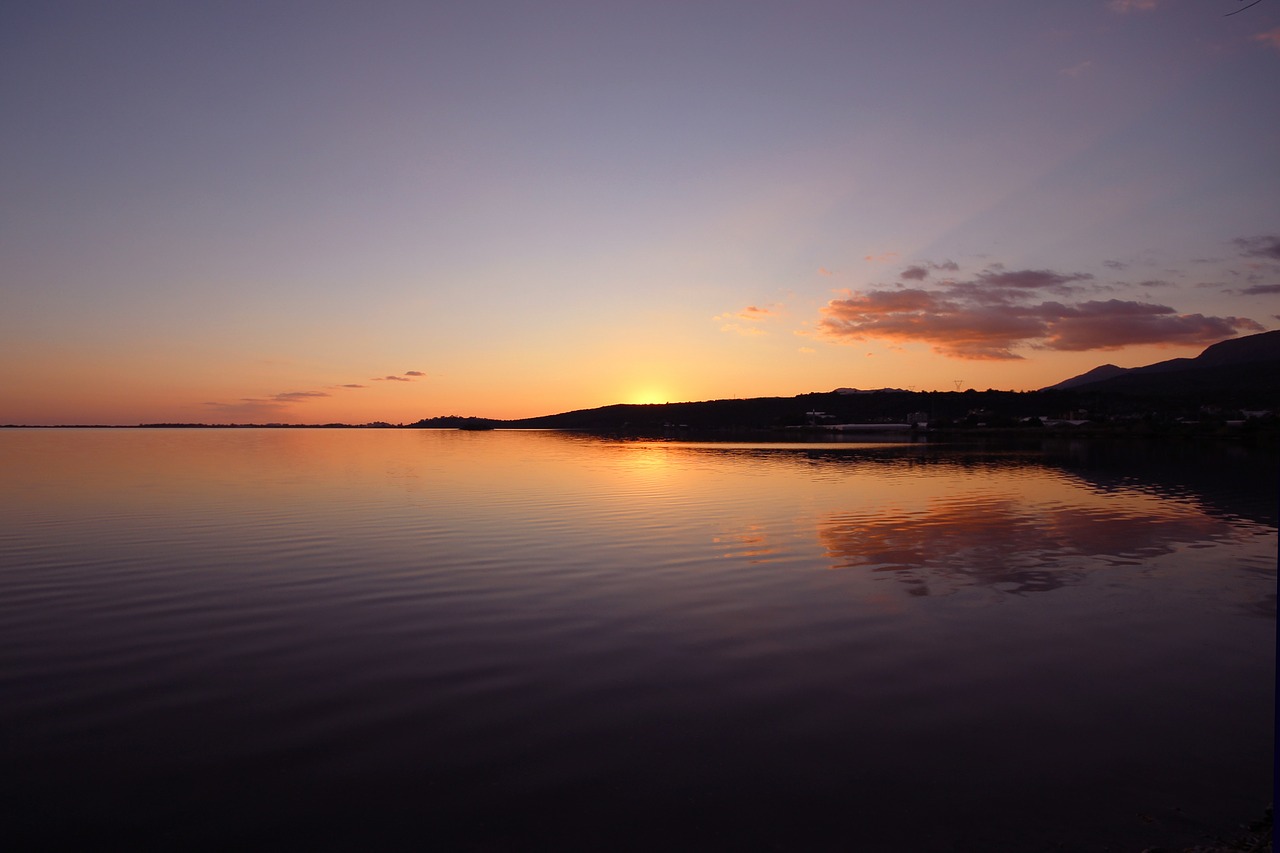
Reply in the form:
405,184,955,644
722,324,768,337
1252,27,1280,50
817,267,834,277
816,267,1262,360
1108,0,1158,12
1041,301,1261,351
863,251,899,264
1241,284,1280,295
1103,260,1128,271
206,366,419,420
1234,234,1280,261
896,261,959,283
975,268,1093,294
204,399,290,419
1060,60,1094,78
715,305,778,333
206,388,333,418
270,391,331,401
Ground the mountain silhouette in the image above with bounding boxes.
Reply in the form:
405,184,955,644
1042,329,1280,398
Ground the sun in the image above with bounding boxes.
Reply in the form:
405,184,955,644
626,387,669,405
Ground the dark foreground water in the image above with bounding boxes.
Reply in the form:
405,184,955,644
1,429,1274,851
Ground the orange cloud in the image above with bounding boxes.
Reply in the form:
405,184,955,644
735,305,775,321
715,305,780,335
817,266,1262,359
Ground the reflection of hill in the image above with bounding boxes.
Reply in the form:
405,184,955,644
647,438,1278,532
1034,439,1279,530
715,439,1278,531
598,436,1276,598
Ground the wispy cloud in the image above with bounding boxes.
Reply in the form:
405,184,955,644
271,391,331,401
816,265,1261,360
206,389,333,417
374,375,413,381
1060,60,1094,78
817,267,834,277
1240,284,1280,296
721,324,768,337
716,305,781,335
207,367,423,419
1108,0,1158,13
204,399,291,419
863,251,899,264
1234,234,1280,261
1253,28,1280,50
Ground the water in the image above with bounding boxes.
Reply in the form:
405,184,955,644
1,429,1274,851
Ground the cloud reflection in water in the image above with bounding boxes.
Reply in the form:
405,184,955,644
818,485,1236,596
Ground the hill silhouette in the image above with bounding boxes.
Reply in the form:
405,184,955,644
1042,329,1280,397
408,330,1280,433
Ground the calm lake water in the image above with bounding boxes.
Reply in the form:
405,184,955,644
1,429,1274,851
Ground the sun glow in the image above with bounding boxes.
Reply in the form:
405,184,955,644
626,387,670,405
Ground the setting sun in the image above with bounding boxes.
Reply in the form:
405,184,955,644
626,388,671,406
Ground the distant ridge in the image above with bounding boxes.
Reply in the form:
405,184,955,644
833,387,910,395
1041,329,1280,395
1046,364,1130,391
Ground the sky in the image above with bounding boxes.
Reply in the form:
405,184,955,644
3,0,1279,425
